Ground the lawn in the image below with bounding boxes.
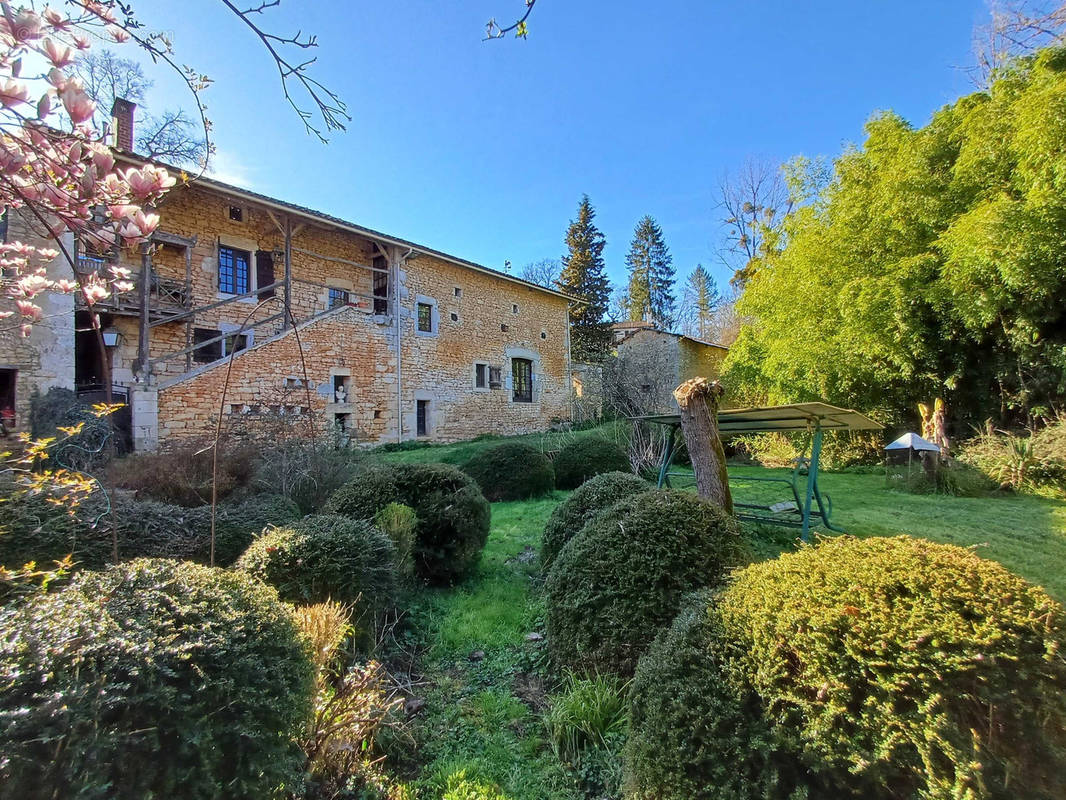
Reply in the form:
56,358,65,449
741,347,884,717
381,442,1066,797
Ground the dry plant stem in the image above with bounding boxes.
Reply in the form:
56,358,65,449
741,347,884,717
673,377,733,513
209,296,315,566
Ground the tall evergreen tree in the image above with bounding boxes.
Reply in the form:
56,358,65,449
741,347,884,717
679,264,721,340
624,215,675,328
558,195,612,360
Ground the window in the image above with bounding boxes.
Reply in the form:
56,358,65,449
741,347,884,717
373,255,389,314
0,207,8,243
512,303,519,314
454,287,462,298
488,366,503,389
229,205,243,222
416,399,429,437
328,287,350,308
540,331,547,339
256,250,275,299
193,328,248,363
417,303,432,332
474,362,488,390
500,324,509,333
218,245,250,294
512,358,533,403
450,312,459,323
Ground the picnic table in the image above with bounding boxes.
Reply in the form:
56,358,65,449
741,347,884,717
631,402,883,541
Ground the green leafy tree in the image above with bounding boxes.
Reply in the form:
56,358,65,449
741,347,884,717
625,216,676,328
559,195,612,360
679,264,721,340
724,45,1066,428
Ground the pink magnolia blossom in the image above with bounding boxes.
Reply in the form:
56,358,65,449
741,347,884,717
81,281,109,305
0,79,29,108
15,299,43,321
60,83,95,125
54,278,78,292
42,37,73,67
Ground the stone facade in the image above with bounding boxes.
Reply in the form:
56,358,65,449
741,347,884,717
0,161,575,448
611,328,727,414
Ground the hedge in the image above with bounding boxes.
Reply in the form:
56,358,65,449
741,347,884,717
462,442,555,501
624,536,1066,799
552,437,631,490
546,489,748,676
235,514,397,624
325,463,490,584
540,471,649,572
0,558,314,799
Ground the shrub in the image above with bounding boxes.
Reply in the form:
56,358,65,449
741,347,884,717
106,437,257,506
293,602,404,798
540,471,649,571
546,490,748,676
958,419,1066,492
29,386,117,469
624,536,1066,800
552,437,631,489
236,515,396,629
462,442,555,501
0,490,302,572
889,460,996,498
0,558,314,800
375,502,417,581
326,463,490,584
424,762,508,800
253,438,369,514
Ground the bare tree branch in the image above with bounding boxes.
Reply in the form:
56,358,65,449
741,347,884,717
972,1,1066,86
714,157,792,289
485,0,538,40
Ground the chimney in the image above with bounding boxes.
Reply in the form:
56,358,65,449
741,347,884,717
111,97,136,152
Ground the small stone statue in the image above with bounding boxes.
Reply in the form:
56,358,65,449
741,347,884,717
335,384,347,404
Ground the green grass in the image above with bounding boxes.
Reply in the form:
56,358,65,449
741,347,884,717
384,435,1066,797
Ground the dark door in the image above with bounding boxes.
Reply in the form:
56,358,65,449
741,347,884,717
256,251,275,299
416,400,428,437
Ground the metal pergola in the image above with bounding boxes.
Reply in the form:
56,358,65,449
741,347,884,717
632,402,883,541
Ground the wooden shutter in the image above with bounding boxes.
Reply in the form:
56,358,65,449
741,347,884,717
256,251,275,299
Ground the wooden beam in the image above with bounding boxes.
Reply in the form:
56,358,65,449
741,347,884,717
149,312,285,366
152,230,198,248
137,243,151,383
291,246,389,274
283,217,293,330
148,279,286,327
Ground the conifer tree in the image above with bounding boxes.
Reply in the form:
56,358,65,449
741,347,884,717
625,216,675,327
680,264,721,340
559,195,612,360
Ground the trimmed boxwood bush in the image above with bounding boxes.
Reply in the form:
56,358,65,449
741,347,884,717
0,558,314,800
462,442,555,501
624,536,1066,800
236,514,396,620
212,493,302,565
541,471,649,571
546,490,748,676
552,437,631,490
325,463,490,584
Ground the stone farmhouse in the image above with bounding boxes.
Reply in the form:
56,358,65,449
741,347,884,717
608,321,728,414
0,102,577,450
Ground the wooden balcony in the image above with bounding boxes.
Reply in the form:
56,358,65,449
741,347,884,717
75,256,190,319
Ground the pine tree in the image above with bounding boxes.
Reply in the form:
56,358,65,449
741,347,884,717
679,264,720,340
558,195,612,360
625,215,675,328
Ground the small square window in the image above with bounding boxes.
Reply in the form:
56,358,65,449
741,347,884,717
450,312,459,323
328,287,350,308
229,205,243,222
454,287,462,298
540,331,547,340
417,302,433,333
512,304,519,314
474,363,488,389
501,324,509,333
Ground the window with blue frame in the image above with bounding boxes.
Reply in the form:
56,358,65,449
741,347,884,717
328,287,350,308
218,245,250,294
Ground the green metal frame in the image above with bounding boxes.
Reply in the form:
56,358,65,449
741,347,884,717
653,421,844,542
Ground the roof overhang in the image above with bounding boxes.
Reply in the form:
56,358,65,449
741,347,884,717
115,152,581,304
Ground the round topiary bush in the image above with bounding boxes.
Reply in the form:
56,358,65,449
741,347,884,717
325,463,490,584
236,514,396,620
0,558,314,800
624,536,1066,800
546,489,748,676
552,437,632,490
540,471,649,571
462,442,555,501
211,493,302,566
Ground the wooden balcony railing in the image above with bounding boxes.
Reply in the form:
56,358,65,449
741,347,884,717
75,256,189,314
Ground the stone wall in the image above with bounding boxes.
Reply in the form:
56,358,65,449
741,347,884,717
678,337,727,383
571,362,604,423
0,212,75,431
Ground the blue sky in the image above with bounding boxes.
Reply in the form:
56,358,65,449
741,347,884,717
140,0,988,294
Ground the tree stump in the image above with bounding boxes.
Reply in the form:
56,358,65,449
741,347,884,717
673,378,733,514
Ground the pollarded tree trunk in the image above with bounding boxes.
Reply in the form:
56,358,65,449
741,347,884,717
673,378,733,514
